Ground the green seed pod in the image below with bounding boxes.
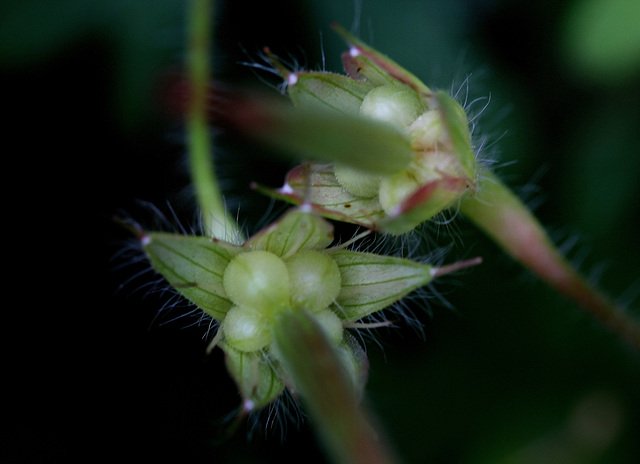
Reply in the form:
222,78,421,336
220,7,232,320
331,249,434,321
222,305,272,352
406,109,445,150
221,342,285,410
223,250,290,316
130,199,483,414
312,308,344,344
285,250,342,313
359,85,426,130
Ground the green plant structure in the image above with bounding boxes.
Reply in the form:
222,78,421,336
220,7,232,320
119,1,640,463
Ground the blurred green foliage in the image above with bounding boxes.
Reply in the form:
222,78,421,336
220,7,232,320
560,0,640,84
5,0,638,463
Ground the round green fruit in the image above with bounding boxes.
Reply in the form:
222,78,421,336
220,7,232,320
223,250,290,316
285,250,342,313
222,305,271,352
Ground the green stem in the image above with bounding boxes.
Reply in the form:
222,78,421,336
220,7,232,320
186,0,242,241
272,310,400,464
460,169,640,351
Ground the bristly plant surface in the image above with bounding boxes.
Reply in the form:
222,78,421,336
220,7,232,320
216,23,640,353
121,1,640,463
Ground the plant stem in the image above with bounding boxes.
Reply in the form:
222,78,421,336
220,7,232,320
460,169,640,351
272,310,400,464
186,0,242,241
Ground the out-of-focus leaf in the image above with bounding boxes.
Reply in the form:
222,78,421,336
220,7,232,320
220,95,414,175
561,0,640,83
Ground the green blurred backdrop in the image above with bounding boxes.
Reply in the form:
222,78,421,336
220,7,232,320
4,0,639,462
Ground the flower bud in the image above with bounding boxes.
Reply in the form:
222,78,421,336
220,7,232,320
312,308,344,344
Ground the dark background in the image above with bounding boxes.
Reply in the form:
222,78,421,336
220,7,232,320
4,0,639,462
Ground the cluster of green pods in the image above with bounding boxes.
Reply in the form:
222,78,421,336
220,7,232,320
140,208,458,409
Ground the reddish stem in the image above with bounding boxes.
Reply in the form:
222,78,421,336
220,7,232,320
460,170,640,352
431,257,483,278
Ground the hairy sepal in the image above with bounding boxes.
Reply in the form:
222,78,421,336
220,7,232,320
379,176,471,235
330,250,434,321
333,23,431,95
142,232,242,321
243,207,335,257
220,342,285,410
287,71,371,114
255,164,384,228
253,33,478,235
434,91,476,177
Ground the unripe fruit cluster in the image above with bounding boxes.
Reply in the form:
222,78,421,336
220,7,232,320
222,250,343,352
334,84,460,216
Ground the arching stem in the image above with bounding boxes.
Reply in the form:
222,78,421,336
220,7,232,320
186,0,242,241
460,169,640,351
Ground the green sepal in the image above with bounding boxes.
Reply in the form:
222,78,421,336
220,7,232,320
142,232,242,321
273,164,385,227
434,91,476,177
264,49,371,114
256,164,472,236
341,50,398,88
219,342,285,410
253,182,377,229
244,207,335,257
330,249,434,320
333,23,431,95
288,72,372,114
379,176,472,235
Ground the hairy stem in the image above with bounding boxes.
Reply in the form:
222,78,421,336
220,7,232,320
272,310,400,464
460,169,640,351
186,0,242,241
